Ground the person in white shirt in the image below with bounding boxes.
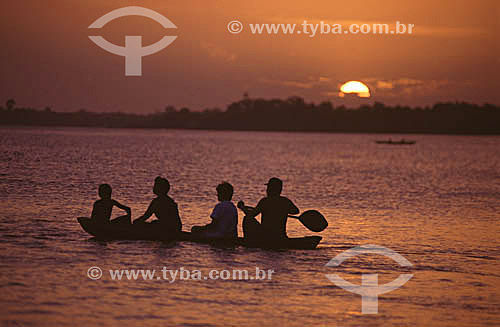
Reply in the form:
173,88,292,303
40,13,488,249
191,182,238,240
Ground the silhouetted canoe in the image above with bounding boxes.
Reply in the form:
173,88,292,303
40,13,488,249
375,140,416,145
77,217,321,250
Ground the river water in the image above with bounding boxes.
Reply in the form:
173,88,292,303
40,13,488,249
0,127,498,327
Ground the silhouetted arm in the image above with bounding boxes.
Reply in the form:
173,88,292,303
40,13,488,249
113,200,131,215
90,202,99,220
133,200,156,224
237,200,262,218
202,204,221,230
288,199,299,215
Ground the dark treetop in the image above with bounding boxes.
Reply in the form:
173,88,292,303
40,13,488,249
1,97,499,134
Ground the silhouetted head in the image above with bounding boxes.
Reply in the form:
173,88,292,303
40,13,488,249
98,184,112,199
153,176,170,196
216,182,233,201
265,177,283,197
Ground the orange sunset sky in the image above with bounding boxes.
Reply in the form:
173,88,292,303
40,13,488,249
1,0,498,112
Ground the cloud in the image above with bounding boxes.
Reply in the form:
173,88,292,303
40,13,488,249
376,81,394,89
396,78,425,86
200,41,237,62
261,76,332,89
281,80,315,89
366,77,450,96
260,75,453,99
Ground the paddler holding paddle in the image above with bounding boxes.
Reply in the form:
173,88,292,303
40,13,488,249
238,177,300,241
238,177,328,242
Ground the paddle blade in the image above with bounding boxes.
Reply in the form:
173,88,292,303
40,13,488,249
298,210,328,232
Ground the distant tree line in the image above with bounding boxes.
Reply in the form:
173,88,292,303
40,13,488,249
1,97,499,134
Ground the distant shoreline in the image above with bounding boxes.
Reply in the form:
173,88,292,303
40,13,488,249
1,97,499,135
2,124,499,136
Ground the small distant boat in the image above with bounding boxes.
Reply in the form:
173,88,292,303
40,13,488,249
375,139,416,145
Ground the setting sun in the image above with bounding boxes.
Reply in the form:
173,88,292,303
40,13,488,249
339,81,371,98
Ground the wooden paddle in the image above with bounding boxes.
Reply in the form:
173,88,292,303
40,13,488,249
238,203,327,232
289,210,328,232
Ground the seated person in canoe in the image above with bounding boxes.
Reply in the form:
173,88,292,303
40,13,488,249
191,182,238,240
238,177,299,241
91,184,131,225
133,176,182,234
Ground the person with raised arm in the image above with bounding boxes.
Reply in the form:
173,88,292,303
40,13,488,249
238,177,299,241
133,176,182,234
91,184,131,225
